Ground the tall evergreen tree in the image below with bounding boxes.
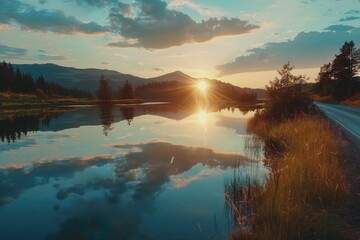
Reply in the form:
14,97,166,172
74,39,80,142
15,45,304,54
97,74,112,101
331,41,357,81
0,61,92,98
315,41,360,100
36,75,46,91
120,80,134,99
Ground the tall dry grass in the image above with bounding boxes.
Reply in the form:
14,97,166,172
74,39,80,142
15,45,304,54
229,115,350,240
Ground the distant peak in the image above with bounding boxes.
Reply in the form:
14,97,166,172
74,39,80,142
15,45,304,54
166,70,185,76
168,70,191,78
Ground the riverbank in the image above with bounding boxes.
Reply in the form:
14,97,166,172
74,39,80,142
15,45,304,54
228,114,353,239
0,92,144,108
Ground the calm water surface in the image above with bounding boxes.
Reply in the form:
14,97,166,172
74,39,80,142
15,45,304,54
0,104,267,240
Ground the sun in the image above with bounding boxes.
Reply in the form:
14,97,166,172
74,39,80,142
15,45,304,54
197,81,208,93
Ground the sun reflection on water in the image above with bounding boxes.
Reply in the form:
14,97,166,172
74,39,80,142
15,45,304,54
198,110,208,124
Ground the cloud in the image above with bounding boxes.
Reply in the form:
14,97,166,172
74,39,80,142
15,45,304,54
106,0,259,49
168,0,222,17
301,0,316,4
68,0,119,7
339,16,360,22
324,24,356,32
0,0,107,34
38,0,47,4
0,155,115,205
113,53,129,59
153,67,164,71
345,10,360,14
101,61,111,65
0,44,27,58
216,25,360,76
171,168,223,189
37,54,70,61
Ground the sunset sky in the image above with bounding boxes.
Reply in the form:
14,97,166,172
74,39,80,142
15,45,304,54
1,0,360,88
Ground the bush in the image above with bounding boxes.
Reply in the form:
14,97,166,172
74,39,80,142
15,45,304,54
264,62,311,119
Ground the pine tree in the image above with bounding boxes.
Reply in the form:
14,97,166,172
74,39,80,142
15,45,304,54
97,75,112,101
36,75,46,91
331,41,357,81
120,80,134,99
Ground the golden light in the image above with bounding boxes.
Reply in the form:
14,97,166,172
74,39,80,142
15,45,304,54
197,81,208,94
198,111,208,124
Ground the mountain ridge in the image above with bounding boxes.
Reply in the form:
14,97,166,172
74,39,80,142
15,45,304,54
13,63,265,98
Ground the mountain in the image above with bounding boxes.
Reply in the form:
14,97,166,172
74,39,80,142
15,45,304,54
147,71,195,83
14,63,265,98
14,63,145,93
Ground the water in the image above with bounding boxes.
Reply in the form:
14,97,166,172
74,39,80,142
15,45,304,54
0,104,267,240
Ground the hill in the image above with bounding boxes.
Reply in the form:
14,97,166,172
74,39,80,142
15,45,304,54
14,63,265,98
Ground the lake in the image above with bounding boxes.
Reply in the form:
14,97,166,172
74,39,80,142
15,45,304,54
0,104,267,240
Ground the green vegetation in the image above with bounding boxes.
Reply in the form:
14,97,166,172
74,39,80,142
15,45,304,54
264,62,311,119
120,80,135,99
0,61,92,98
96,74,113,101
96,75,136,102
0,92,143,108
0,62,143,107
315,41,360,101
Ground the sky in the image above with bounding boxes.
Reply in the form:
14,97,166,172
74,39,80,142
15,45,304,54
0,0,360,88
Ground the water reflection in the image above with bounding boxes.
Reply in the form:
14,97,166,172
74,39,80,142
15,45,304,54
244,135,263,161
224,130,267,237
120,107,134,125
198,110,208,124
0,104,260,143
0,141,254,239
0,104,265,240
0,155,114,206
99,105,135,135
0,110,63,143
99,105,115,136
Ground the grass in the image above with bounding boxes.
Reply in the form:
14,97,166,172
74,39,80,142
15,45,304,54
228,114,350,240
313,93,360,107
341,92,360,107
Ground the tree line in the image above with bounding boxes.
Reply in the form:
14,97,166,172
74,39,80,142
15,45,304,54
135,80,257,102
252,40,360,119
0,61,92,98
315,41,360,100
97,74,135,101
0,112,61,143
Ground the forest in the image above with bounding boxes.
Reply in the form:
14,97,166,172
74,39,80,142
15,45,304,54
0,61,92,98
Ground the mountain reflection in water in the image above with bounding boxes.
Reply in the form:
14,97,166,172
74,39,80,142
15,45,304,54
0,104,267,240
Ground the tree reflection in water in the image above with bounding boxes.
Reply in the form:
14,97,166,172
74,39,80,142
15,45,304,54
99,105,114,136
0,110,63,144
120,107,134,125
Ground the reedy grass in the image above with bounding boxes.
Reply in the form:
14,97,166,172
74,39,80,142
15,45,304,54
230,115,350,240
